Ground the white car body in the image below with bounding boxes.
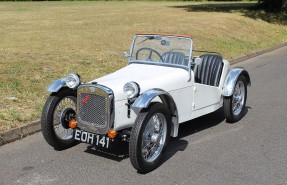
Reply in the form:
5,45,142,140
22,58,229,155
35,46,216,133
43,33,251,173
92,60,230,134
46,33,250,138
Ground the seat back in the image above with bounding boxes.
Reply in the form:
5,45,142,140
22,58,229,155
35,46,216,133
194,54,223,86
162,52,186,65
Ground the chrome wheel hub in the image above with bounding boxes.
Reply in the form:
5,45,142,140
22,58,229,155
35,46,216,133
53,97,76,140
232,81,245,116
141,113,167,162
151,133,160,143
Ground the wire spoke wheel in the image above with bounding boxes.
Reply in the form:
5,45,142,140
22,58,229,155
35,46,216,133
41,88,78,150
232,81,245,116
129,103,171,173
53,97,76,140
141,113,167,162
223,75,248,123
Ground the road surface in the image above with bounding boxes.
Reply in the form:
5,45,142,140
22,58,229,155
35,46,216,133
1,46,287,185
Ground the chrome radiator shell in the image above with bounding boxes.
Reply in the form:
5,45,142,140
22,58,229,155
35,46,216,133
77,84,114,134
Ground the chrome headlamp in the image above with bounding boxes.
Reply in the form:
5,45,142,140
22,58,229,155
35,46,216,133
65,73,81,89
123,81,139,99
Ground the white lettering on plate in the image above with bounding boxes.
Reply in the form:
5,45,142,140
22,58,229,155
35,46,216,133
99,137,105,147
74,130,81,141
81,132,87,142
87,133,94,144
74,130,109,148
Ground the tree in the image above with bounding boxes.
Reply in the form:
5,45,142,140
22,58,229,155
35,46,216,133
259,0,287,12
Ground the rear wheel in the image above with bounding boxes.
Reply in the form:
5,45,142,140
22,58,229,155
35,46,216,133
129,103,171,173
41,88,78,150
224,75,247,123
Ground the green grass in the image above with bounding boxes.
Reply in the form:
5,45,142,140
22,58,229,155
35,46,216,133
0,1,286,132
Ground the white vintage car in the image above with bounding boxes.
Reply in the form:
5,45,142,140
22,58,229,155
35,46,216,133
41,33,251,173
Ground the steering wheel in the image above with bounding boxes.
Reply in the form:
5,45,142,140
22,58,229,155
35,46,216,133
135,47,164,62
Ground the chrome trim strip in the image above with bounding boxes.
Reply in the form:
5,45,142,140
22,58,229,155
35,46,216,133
188,39,193,81
223,67,251,96
77,83,114,134
46,78,66,92
132,88,179,137
128,35,137,64
193,101,222,111
129,60,189,71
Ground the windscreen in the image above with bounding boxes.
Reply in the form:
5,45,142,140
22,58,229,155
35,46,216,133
130,35,192,67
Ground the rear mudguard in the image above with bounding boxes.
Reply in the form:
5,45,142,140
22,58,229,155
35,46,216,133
223,67,251,96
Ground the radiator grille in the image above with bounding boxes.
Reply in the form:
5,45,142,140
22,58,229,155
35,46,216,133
78,93,107,128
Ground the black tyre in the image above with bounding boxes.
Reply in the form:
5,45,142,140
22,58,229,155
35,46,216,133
224,75,247,123
129,103,171,173
41,88,78,150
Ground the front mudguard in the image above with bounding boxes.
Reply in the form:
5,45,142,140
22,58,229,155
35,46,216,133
223,67,251,97
46,78,66,92
132,88,179,137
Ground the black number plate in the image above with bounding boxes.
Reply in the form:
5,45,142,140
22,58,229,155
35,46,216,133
74,129,110,148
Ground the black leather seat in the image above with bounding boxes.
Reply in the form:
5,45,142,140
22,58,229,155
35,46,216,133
194,54,223,86
162,52,186,65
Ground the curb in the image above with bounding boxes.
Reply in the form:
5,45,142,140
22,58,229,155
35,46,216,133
1,42,287,147
0,120,40,146
230,42,287,64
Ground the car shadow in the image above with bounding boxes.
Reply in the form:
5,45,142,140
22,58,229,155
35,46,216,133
161,107,225,164
84,140,129,162
170,2,287,25
83,108,223,161
83,107,249,164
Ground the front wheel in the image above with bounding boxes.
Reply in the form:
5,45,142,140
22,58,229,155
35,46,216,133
129,103,171,173
41,88,78,150
223,75,247,123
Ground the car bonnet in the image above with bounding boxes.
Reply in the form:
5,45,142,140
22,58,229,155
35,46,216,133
90,63,190,101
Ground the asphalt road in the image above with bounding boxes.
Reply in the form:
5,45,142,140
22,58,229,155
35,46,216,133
1,47,287,185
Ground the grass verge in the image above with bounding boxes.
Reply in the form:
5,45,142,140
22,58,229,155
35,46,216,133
0,1,286,132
